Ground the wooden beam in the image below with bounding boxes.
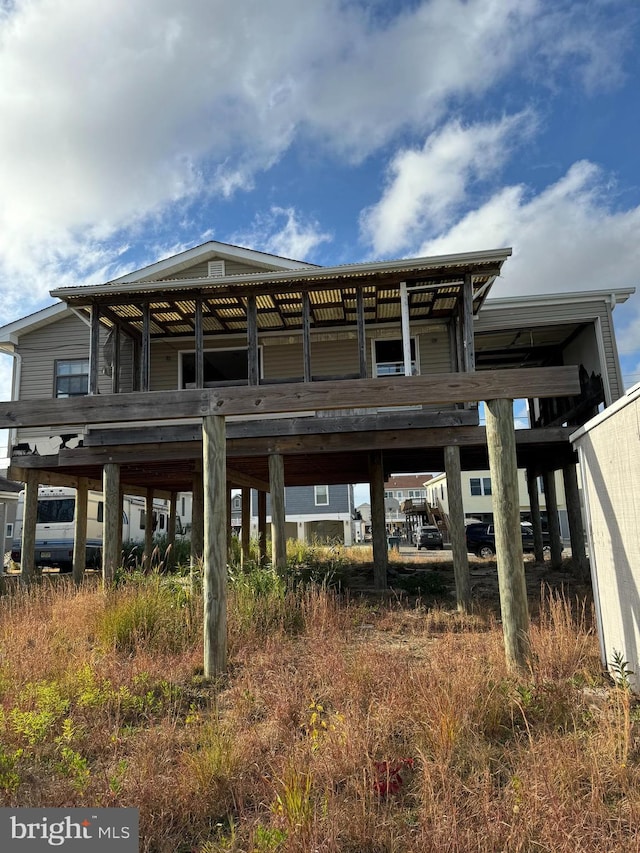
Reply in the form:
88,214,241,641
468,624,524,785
526,468,545,562
368,450,388,590
462,273,475,372
269,453,287,574
542,470,563,570
302,292,312,383
20,469,39,583
72,477,88,585
111,324,121,395
241,487,251,568
89,304,101,395
102,462,120,585
258,489,267,565
141,304,151,392
0,367,581,427
356,287,367,378
144,488,154,572
246,295,259,386
563,462,589,582
203,415,227,677
485,398,530,672
195,298,204,389
191,469,204,575
166,492,177,572
444,445,471,611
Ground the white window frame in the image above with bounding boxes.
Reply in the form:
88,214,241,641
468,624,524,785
54,358,90,398
314,485,329,506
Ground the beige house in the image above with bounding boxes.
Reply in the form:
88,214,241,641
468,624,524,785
0,239,633,671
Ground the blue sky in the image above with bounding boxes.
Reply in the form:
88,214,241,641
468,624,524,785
1,0,639,474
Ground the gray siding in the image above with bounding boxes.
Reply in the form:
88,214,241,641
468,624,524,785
159,257,282,281
252,484,352,516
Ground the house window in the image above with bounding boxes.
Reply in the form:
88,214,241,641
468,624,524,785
54,359,89,398
180,347,260,388
374,338,417,376
5,523,13,539
470,477,492,496
314,485,329,506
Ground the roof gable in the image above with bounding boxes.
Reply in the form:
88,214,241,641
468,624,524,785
109,240,318,285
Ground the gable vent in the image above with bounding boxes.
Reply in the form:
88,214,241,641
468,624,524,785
208,260,226,277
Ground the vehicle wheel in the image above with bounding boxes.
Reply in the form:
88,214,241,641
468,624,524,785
477,545,495,559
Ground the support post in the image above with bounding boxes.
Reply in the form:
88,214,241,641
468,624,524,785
20,469,39,585
462,273,475,371
194,298,204,389
444,445,471,611
399,282,412,376
562,462,589,582
203,415,227,678
140,304,151,392
526,468,545,562
269,454,287,574
191,470,204,584
241,487,251,568
166,492,177,572
542,470,563,570
72,477,88,585
226,485,233,560
111,324,121,394
102,463,120,585
258,490,267,565
144,487,154,572
368,450,388,590
485,398,530,671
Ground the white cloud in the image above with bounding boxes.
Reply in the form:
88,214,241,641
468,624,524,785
232,207,332,262
415,161,640,297
360,112,535,256
0,0,631,300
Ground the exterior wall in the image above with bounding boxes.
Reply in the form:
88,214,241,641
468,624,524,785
571,384,640,691
476,298,624,402
426,468,570,539
250,484,355,544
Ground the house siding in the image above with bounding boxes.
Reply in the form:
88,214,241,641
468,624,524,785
252,484,352,516
476,300,623,401
159,257,280,281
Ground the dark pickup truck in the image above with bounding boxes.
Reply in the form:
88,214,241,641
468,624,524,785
465,522,554,559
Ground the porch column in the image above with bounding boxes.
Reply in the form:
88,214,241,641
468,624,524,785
444,445,471,611
226,486,233,560
562,462,589,582
194,298,204,389
140,304,151,392
356,287,367,378
166,492,177,572
247,295,259,386
302,292,312,382
269,454,287,574
111,324,121,394
462,273,475,371
542,470,563,570
89,304,100,395
525,468,545,562
258,490,268,565
368,450,388,590
191,469,204,584
72,477,88,585
241,487,251,567
399,282,412,376
102,463,121,585
20,469,39,585
485,398,530,671
203,415,227,678
144,487,154,572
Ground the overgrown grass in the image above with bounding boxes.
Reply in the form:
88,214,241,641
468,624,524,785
0,563,638,852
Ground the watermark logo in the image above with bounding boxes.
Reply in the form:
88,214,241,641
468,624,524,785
0,808,138,850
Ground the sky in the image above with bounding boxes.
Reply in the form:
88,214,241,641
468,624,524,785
0,0,639,489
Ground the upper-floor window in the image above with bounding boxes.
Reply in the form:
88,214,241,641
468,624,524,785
314,485,329,506
180,347,261,388
5,523,13,539
374,338,417,377
54,359,89,398
470,477,492,496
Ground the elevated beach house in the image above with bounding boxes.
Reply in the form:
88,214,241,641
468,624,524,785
0,241,632,672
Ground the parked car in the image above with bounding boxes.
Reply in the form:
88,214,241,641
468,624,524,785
416,525,444,550
465,522,555,559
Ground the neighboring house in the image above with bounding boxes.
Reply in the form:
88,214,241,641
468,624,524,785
251,484,355,545
0,239,633,585
384,473,433,539
425,468,571,542
0,473,22,562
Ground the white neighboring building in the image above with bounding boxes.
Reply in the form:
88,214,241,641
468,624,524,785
425,468,570,541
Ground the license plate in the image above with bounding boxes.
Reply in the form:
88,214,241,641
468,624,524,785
39,551,52,558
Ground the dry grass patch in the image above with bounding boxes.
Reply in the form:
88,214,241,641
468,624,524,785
0,570,638,851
